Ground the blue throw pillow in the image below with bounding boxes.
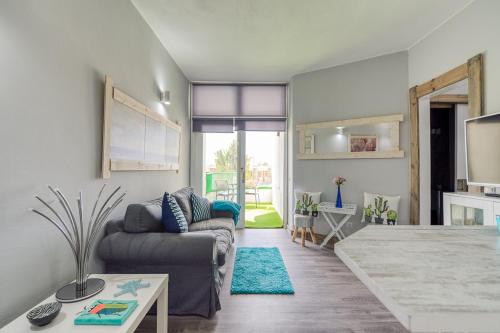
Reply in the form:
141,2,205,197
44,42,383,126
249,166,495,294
191,193,211,222
162,192,188,233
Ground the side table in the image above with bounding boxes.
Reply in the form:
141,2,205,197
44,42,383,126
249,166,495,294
318,202,357,248
0,274,168,333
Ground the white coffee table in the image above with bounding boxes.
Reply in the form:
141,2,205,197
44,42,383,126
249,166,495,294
0,274,168,333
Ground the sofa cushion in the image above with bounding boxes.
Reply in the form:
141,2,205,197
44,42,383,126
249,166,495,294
188,217,235,241
172,187,194,224
162,192,188,233
192,229,232,266
191,193,211,222
123,198,163,233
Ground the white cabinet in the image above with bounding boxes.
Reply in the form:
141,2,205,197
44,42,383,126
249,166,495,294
443,192,499,226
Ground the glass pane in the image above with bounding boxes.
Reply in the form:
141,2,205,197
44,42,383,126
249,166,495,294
244,132,284,228
450,204,484,225
203,133,238,203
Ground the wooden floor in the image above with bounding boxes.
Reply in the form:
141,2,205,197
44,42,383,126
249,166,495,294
137,228,408,333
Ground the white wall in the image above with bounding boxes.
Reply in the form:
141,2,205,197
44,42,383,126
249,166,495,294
291,52,409,235
0,0,189,327
409,0,500,115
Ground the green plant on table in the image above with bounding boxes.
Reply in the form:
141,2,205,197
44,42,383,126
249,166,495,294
363,204,373,222
374,196,388,219
295,200,302,213
387,209,398,225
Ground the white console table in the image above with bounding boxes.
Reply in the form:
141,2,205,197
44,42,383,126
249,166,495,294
317,202,357,248
443,192,500,226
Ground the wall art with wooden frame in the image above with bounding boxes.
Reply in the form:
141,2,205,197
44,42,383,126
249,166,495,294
101,75,182,179
409,54,483,225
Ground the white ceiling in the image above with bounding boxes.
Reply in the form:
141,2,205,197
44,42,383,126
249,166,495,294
132,0,472,82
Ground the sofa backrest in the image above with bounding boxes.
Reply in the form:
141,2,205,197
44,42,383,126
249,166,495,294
172,187,194,225
123,198,164,233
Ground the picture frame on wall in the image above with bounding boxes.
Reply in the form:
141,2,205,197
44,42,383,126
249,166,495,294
348,135,378,152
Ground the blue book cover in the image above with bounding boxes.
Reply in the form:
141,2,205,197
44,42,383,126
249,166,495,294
74,299,138,326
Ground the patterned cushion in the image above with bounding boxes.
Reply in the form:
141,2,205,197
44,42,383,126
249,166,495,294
363,192,400,225
161,192,188,233
172,187,194,224
191,193,211,222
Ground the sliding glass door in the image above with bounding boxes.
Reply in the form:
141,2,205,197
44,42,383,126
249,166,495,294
244,131,285,229
202,132,245,228
191,82,288,229
200,131,285,229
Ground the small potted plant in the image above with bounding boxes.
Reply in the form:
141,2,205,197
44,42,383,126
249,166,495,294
301,193,313,215
295,200,302,214
332,176,346,208
374,196,388,224
387,210,398,225
363,205,373,223
311,203,319,217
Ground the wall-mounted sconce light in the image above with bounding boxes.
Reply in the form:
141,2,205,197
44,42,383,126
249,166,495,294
336,126,345,135
160,91,171,105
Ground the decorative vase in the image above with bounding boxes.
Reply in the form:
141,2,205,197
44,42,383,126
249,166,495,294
31,184,125,302
312,211,318,217
302,209,309,216
335,185,342,208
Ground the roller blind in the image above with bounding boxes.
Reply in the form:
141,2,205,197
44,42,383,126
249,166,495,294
192,84,287,132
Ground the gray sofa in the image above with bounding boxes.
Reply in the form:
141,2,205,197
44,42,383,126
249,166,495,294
98,187,234,318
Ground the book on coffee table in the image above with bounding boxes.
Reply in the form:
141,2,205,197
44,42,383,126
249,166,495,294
74,299,138,326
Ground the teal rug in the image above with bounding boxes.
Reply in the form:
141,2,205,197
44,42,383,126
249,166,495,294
230,247,294,294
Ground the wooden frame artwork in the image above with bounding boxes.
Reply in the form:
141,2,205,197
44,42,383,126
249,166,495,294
296,113,403,160
409,54,483,225
101,75,182,179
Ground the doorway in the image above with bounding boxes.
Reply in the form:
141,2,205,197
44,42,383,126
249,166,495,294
419,79,470,225
201,131,285,229
244,131,285,229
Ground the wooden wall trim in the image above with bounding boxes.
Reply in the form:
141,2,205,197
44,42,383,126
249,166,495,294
415,63,468,98
409,86,419,225
102,75,113,179
467,54,484,118
409,53,484,225
430,94,468,104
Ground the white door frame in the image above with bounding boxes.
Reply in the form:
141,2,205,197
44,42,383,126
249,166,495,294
236,131,246,229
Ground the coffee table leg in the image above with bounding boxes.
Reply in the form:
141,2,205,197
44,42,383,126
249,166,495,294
157,286,168,333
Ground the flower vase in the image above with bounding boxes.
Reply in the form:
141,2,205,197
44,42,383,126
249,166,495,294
336,185,343,208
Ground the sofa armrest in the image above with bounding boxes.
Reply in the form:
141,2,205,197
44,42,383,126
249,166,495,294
211,209,234,219
98,232,217,266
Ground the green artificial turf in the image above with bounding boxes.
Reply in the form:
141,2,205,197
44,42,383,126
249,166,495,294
245,203,284,229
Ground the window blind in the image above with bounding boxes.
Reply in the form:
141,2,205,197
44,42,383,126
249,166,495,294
192,84,287,132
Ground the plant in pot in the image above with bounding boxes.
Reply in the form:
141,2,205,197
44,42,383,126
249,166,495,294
311,203,319,217
301,193,313,215
387,210,398,225
363,204,373,223
374,196,388,224
295,200,302,214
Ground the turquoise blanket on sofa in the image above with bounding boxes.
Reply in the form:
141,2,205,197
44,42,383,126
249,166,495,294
212,200,241,225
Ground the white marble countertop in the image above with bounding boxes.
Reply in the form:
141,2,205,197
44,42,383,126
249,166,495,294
335,225,500,333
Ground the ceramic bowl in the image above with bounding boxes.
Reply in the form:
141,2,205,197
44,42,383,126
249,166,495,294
26,301,62,326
